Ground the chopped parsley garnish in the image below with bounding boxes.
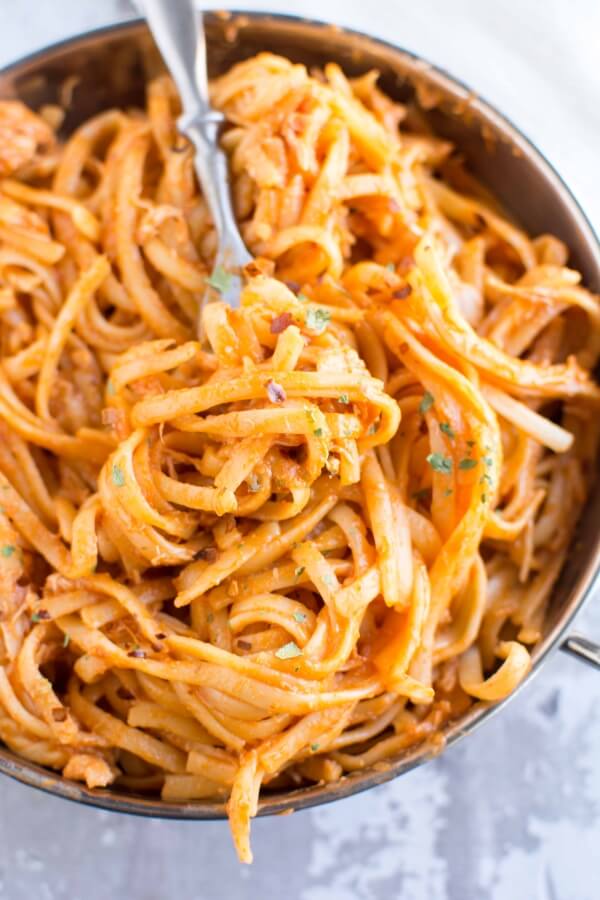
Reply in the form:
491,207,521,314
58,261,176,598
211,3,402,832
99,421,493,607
297,293,311,303
444,487,453,497
275,641,303,660
310,743,320,752
483,455,493,467
111,464,125,487
1,545,15,558
305,307,331,334
294,567,305,578
368,423,378,435
106,380,115,396
481,493,488,504
412,488,430,502
293,611,307,623
313,428,324,437
206,265,233,293
426,453,452,474
385,262,395,272
440,422,455,440
339,393,350,404
419,391,434,414
458,458,478,471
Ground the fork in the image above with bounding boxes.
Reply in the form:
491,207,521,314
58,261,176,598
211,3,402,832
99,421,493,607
139,0,252,311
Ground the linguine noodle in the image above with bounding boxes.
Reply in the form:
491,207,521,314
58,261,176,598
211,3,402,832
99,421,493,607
0,53,598,862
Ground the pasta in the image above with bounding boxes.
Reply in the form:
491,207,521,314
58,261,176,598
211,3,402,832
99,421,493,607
0,52,598,863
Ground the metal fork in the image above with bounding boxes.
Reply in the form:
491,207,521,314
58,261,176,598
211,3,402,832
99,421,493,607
139,0,252,310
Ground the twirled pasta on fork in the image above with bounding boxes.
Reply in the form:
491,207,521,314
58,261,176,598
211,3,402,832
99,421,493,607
0,52,598,862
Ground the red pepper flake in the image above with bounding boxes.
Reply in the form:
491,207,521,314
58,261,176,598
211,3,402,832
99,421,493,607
195,546,218,562
270,312,293,334
101,407,124,427
117,687,135,701
397,255,414,274
393,284,412,299
266,379,287,404
51,708,68,722
127,648,147,659
32,608,50,622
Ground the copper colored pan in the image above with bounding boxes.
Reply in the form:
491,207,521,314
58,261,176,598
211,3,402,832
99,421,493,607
0,12,598,821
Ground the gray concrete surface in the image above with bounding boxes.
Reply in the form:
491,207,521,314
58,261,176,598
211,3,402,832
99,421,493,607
0,2,599,898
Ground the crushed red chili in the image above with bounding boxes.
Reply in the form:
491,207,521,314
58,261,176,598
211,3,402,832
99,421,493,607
270,312,293,334
266,379,287,403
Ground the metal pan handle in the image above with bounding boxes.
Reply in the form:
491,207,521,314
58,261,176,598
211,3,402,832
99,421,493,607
561,633,600,670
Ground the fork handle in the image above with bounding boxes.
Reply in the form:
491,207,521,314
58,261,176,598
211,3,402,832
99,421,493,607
140,0,251,271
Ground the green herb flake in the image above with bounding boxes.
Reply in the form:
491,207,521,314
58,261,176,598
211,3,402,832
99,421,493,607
294,567,305,579
275,641,303,660
31,612,42,623
63,633,70,648
458,458,478,471
206,265,233,294
481,473,493,486
440,422,455,440
426,453,452,474
0,545,15,558
481,493,488,504
298,293,311,303
206,612,214,624
339,393,350,404
313,428,324,437
419,391,434,414
368,423,378,435
293,611,307,623
385,262,395,272
111,464,125,487
310,743,320,752
444,487,453,497
305,307,331,335
106,380,115,397
483,455,493,467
